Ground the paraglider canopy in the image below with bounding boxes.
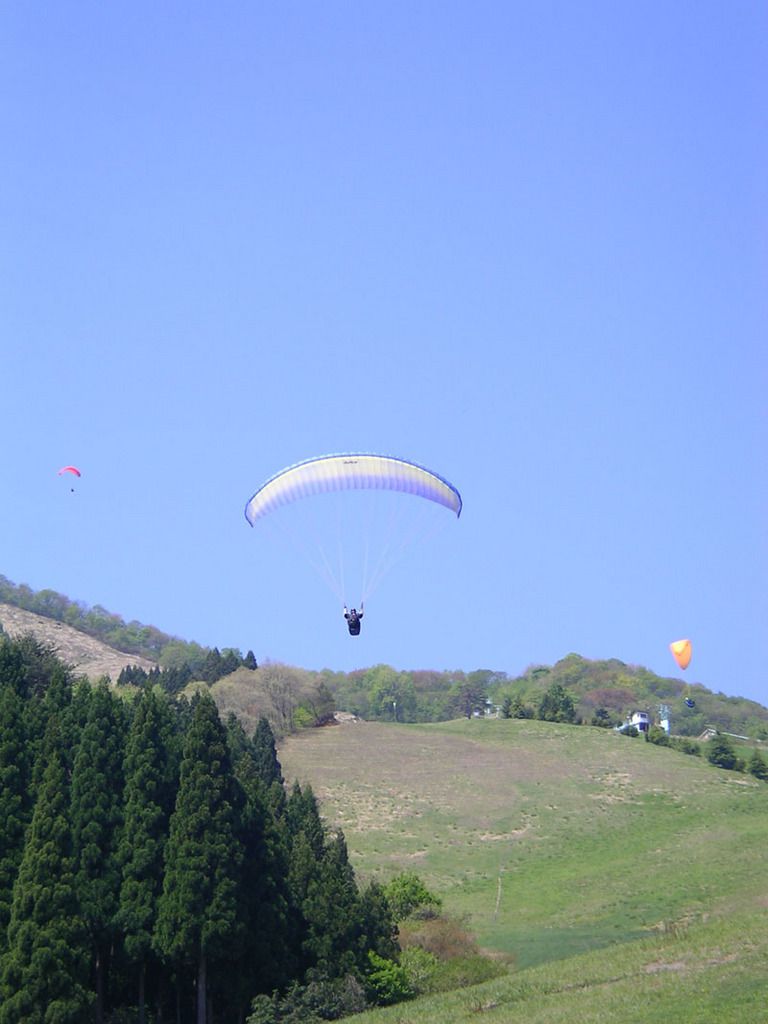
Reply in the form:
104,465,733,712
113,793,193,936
244,452,462,609
245,453,462,525
58,465,81,477
669,639,692,671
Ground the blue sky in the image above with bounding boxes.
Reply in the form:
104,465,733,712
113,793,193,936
2,2,766,706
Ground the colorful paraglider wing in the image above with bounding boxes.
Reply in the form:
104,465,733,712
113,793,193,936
58,466,82,477
669,639,692,671
244,453,462,525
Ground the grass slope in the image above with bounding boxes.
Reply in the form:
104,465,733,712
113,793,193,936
0,602,156,680
279,718,768,1019
346,908,768,1024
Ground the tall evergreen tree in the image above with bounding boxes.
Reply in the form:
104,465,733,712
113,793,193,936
220,648,241,676
28,662,76,797
285,782,324,858
284,781,327,970
70,680,127,1023
117,688,178,1024
201,647,224,683
252,716,284,788
7,633,71,699
0,685,32,953
155,692,243,1024
357,881,399,966
225,711,253,765
301,831,362,978
0,723,92,1023
0,635,26,697
221,741,293,1017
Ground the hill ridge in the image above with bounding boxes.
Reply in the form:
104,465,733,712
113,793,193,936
0,603,156,680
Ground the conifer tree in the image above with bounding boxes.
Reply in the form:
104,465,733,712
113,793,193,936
9,633,70,699
117,688,178,1024
301,831,362,978
252,716,284,788
0,722,92,1022
70,680,127,1022
155,692,243,1024
0,685,31,953
201,647,224,683
285,782,324,857
221,738,293,1016
706,733,742,771
28,662,75,796
220,648,241,676
225,711,252,765
0,635,26,697
357,881,399,965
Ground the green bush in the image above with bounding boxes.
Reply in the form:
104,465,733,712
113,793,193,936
747,750,768,781
670,736,701,756
365,951,414,1005
398,946,439,993
382,871,442,922
707,734,744,772
247,974,368,1023
646,725,670,746
422,954,508,994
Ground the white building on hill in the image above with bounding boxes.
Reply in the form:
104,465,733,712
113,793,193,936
629,710,651,733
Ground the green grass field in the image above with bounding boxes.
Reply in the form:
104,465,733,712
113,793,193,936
279,718,768,1020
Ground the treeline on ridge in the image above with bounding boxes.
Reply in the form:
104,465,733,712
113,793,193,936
0,575,255,678
3,575,768,740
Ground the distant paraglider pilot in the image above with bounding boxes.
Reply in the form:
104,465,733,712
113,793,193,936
343,604,364,636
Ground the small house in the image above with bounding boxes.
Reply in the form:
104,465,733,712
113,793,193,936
629,710,651,733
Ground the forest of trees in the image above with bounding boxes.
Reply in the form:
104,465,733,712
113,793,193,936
315,657,768,740
3,575,768,742
0,634,408,1024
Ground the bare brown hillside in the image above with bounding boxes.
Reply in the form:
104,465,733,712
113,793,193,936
0,603,156,681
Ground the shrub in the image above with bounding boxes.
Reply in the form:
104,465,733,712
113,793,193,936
382,872,442,922
706,734,744,772
247,974,368,1023
398,946,439,993
365,951,414,1006
423,954,508,994
747,750,768,781
670,737,701,756
591,707,615,728
619,725,639,737
399,914,477,960
247,995,279,1024
646,725,670,746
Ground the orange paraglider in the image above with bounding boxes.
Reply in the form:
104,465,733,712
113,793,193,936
669,638,692,671
670,639,695,707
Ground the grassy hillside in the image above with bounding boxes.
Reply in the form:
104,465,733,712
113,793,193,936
278,717,768,1018
0,602,157,679
343,907,768,1024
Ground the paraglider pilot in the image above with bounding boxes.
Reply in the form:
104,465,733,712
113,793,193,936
343,604,364,636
